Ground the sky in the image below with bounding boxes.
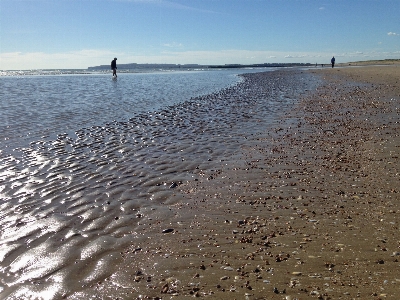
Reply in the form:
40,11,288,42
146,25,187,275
0,0,399,70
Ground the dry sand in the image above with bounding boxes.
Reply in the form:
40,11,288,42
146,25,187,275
71,66,399,300
337,59,400,67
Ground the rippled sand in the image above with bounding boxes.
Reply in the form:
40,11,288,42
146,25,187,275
0,70,320,298
3,66,398,299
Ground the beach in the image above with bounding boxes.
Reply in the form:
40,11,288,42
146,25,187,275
63,66,400,299
1,66,399,299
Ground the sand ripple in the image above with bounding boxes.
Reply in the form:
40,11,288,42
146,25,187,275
0,70,320,298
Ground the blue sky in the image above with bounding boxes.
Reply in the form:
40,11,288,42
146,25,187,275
1,0,399,70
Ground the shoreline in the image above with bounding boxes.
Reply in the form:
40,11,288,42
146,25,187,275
98,66,400,299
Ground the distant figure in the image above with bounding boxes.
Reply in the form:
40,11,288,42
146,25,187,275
111,57,117,77
331,56,335,68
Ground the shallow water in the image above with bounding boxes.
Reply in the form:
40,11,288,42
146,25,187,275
0,69,321,298
1,70,263,153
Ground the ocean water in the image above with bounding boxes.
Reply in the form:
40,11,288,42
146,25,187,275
1,69,266,154
0,68,321,298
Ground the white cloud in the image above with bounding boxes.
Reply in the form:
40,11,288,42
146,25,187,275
125,50,316,65
163,42,183,48
285,55,307,59
2,49,400,70
0,50,118,70
113,0,219,13
319,7,325,10
387,32,399,36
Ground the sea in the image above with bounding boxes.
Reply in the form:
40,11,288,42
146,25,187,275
1,68,267,153
0,67,320,298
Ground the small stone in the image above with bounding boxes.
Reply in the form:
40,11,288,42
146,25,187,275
245,281,252,289
325,262,335,268
162,228,174,233
310,290,320,296
292,271,302,276
263,280,270,284
161,283,169,293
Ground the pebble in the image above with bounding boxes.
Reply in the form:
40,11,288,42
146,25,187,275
220,276,229,280
162,228,174,233
263,280,270,284
169,182,178,188
291,271,302,276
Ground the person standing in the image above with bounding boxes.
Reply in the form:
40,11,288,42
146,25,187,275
111,57,117,77
331,56,335,68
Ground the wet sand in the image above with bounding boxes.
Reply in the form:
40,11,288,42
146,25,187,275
1,66,399,299
71,65,400,299
0,70,317,299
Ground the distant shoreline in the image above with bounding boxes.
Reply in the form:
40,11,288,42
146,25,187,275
2,59,399,74
87,62,313,71
87,59,400,71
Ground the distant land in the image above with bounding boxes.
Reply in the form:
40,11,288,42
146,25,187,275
337,59,400,66
87,62,313,71
88,59,400,71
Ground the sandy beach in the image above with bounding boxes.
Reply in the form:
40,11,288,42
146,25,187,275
1,65,399,300
70,65,400,300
